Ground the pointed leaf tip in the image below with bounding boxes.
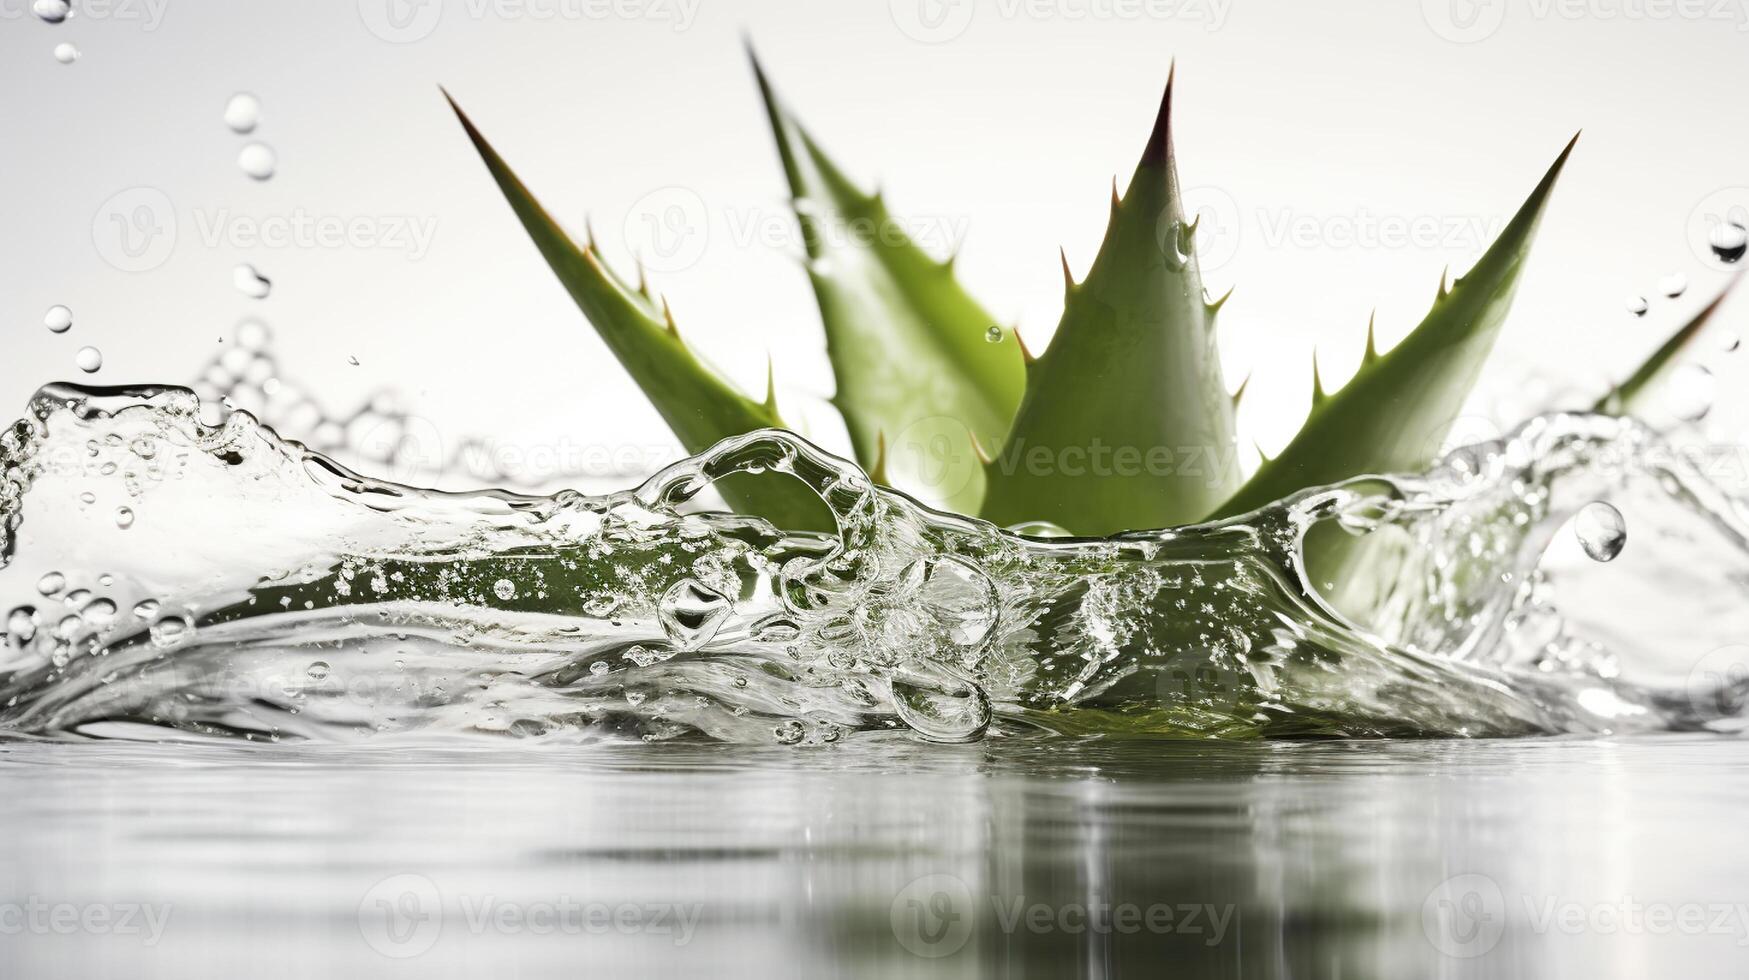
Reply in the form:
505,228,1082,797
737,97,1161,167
1140,63,1176,167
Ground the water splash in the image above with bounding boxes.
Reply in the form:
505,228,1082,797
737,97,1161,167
3,385,1749,745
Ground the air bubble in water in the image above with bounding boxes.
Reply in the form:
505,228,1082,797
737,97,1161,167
81,598,115,625
582,595,619,617
75,346,102,374
1710,222,1747,264
131,598,160,620
492,579,516,601
33,0,69,23
657,578,731,652
889,673,993,742
588,660,610,677
36,572,66,597
114,507,134,529
7,608,38,644
985,325,1004,343
53,42,78,64
306,661,330,680
44,305,72,333
1659,273,1688,298
149,616,191,648
1625,296,1648,317
233,263,271,299
901,556,999,649
238,142,276,181
1574,501,1626,563
223,93,260,134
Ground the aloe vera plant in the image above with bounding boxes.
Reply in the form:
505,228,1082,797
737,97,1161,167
447,51,1732,542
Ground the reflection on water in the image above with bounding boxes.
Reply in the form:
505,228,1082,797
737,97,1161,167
1,735,1746,978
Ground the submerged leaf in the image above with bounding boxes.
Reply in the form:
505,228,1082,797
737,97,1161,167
749,48,1025,513
979,68,1241,535
445,91,830,530
1214,135,1579,519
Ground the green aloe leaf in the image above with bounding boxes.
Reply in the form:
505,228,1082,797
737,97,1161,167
979,69,1240,535
445,91,831,530
1214,135,1579,520
749,49,1025,514
1595,274,1740,415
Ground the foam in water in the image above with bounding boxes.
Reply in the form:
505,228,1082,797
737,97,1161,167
3,384,1749,745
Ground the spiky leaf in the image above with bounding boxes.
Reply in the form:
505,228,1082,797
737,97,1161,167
1595,275,1740,415
749,50,1025,514
979,70,1240,535
445,92,830,530
1214,135,1578,519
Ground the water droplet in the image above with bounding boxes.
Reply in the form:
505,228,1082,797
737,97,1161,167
347,355,360,366
901,556,999,649
658,579,732,652
113,506,134,529
223,92,260,134
131,598,160,619
889,672,992,742
36,572,66,597
306,661,330,680
52,42,78,64
75,346,103,374
33,0,69,23
1710,222,1747,264
232,263,271,299
1574,501,1626,563
752,615,801,643
1625,296,1648,317
1723,333,1741,353
44,305,73,333
237,142,276,181
772,720,805,745
1659,273,1689,298
985,325,1004,343
149,616,191,648
492,579,516,601
7,607,38,644
81,597,115,624
583,595,619,617
55,614,82,640
588,660,610,677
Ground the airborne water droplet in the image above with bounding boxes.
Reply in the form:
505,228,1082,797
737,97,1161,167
985,325,1004,343
1625,296,1648,317
492,579,516,601
1659,273,1689,299
238,142,276,181
1710,222,1747,264
75,346,103,374
657,579,731,652
44,305,72,333
233,263,271,299
32,0,69,23
53,42,78,64
1574,501,1626,563
223,92,260,134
